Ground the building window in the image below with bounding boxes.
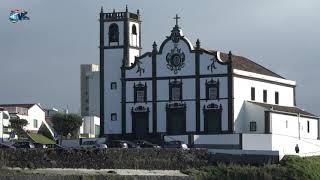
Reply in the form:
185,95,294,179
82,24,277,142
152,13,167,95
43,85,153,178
111,113,117,121
275,92,279,104
286,120,288,128
263,90,267,103
109,23,119,43
169,80,182,101
132,24,137,35
33,119,38,128
206,79,219,100
111,82,117,90
307,121,310,133
134,82,147,103
2,113,9,119
250,122,257,131
251,87,255,101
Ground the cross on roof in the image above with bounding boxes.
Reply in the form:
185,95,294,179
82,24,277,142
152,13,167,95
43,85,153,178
174,14,180,26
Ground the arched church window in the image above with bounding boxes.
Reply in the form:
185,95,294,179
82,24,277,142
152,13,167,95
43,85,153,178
109,23,119,43
134,82,147,103
132,24,137,35
206,79,219,100
169,80,182,101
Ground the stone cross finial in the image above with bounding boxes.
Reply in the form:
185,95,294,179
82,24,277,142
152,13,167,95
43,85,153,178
174,14,180,26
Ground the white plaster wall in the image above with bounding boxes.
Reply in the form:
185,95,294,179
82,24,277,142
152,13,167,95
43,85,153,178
104,49,122,134
82,116,100,136
157,102,166,132
129,22,140,47
194,134,240,145
157,41,195,77
233,76,295,133
242,102,267,133
271,113,318,140
157,80,169,101
199,53,228,75
104,21,124,46
88,72,100,117
272,134,320,157
128,48,140,68
24,105,45,131
242,133,273,151
126,55,152,79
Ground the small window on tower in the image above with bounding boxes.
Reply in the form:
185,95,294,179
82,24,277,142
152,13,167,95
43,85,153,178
132,24,137,35
251,87,255,101
109,23,119,43
111,82,117,90
263,90,267,103
111,113,117,121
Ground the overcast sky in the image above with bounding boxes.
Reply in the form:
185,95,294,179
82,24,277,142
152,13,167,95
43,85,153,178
1,0,319,115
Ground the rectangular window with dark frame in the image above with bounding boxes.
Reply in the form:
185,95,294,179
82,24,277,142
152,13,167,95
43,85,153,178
111,82,117,90
111,113,117,121
307,121,310,133
250,122,257,131
251,87,255,101
263,90,267,103
169,80,182,101
134,82,147,103
206,79,219,100
275,91,279,104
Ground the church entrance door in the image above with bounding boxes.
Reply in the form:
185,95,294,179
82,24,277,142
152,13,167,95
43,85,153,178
166,103,186,135
132,107,149,139
203,104,222,133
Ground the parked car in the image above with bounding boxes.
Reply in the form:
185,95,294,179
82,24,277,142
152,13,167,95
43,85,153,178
133,140,160,148
107,140,139,148
81,140,108,149
12,141,35,149
33,142,48,148
46,144,64,149
0,142,16,149
161,141,188,149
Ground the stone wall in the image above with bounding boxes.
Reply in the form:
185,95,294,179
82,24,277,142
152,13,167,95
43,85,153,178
0,148,278,170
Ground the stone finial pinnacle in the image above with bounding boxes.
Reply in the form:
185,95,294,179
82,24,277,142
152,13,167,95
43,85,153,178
196,39,201,48
228,51,233,61
100,6,103,13
126,5,128,12
153,41,158,52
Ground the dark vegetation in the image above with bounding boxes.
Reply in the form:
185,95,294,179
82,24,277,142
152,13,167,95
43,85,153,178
51,113,82,138
183,155,320,180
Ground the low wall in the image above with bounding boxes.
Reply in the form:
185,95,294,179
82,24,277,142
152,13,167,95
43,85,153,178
0,149,209,170
193,134,240,149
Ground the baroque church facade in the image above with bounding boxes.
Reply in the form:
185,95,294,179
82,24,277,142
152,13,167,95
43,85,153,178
99,7,320,157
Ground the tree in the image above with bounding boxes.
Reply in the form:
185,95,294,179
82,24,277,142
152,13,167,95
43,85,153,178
51,113,83,138
9,118,28,138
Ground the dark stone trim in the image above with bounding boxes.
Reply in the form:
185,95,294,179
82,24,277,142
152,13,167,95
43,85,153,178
99,11,105,137
266,110,320,119
158,37,195,54
121,14,129,134
104,45,124,49
124,73,228,81
264,111,271,133
239,133,243,149
166,103,187,135
131,107,150,135
124,97,229,104
318,119,320,140
293,87,297,106
103,18,140,23
124,52,152,70
152,43,158,134
195,40,200,133
234,74,296,88
193,144,241,149
227,52,234,133
203,104,222,133
200,49,229,65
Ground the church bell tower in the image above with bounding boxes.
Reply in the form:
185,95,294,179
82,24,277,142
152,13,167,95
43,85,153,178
99,6,142,136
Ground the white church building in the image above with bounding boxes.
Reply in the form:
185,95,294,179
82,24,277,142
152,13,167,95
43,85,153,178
98,7,320,158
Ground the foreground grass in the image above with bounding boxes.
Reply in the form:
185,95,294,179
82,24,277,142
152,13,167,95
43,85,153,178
183,155,320,180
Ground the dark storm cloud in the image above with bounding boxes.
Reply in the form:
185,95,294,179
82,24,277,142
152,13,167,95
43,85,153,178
0,0,319,114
